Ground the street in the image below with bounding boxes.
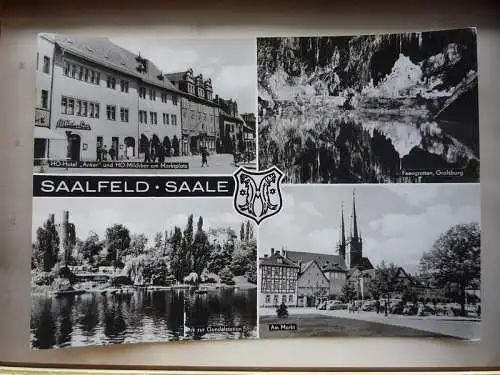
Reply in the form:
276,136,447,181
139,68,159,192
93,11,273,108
34,154,256,175
259,307,480,340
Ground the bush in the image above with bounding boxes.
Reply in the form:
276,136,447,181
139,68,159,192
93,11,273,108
32,272,54,286
276,303,288,318
219,267,235,285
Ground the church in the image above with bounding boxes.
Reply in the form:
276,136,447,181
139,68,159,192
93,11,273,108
259,191,375,307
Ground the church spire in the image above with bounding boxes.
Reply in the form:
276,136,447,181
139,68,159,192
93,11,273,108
352,189,359,240
340,201,346,247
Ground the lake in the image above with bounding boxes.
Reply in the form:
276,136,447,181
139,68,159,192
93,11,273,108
31,288,257,349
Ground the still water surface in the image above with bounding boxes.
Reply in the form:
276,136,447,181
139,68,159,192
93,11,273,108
31,289,257,349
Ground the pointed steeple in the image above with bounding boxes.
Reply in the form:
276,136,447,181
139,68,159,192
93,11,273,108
352,189,359,239
340,201,346,247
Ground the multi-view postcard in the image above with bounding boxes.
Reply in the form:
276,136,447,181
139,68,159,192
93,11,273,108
257,28,479,184
31,27,480,349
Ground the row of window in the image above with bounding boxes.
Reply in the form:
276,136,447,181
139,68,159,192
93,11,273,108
139,87,178,105
61,95,100,118
138,110,177,125
186,83,213,101
63,61,101,85
265,295,294,304
262,266,297,279
62,60,179,103
261,279,296,293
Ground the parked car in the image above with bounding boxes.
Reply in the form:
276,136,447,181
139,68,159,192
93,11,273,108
403,302,418,315
361,300,377,311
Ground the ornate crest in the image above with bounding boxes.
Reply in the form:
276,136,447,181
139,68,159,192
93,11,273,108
233,166,284,225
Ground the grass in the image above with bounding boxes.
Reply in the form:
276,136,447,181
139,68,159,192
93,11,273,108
259,314,455,338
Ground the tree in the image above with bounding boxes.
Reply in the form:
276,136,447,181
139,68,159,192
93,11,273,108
192,216,211,276
127,233,148,257
182,214,194,274
105,224,131,267
419,222,480,316
34,217,60,272
340,282,357,302
219,266,235,285
240,223,245,242
245,220,253,241
368,262,403,299
170,226,188,282
81,232,103,265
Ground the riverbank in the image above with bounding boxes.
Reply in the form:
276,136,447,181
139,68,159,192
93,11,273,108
31,276,256,297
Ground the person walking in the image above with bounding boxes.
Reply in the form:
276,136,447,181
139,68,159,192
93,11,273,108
102,145,108,161
201,147,209,167
109,145,115,161
376,299,380,314
97,144,102,161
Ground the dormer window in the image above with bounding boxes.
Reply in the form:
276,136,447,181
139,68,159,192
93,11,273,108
276,258,283,264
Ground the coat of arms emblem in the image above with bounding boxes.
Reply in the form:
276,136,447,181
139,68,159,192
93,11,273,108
233,166,284,225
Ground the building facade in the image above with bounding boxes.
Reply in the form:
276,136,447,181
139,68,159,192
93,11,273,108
259,249,299,307
216,97,245,154
165,69,219,156
34,34,182,162
241,112,256,156
297,260,329,307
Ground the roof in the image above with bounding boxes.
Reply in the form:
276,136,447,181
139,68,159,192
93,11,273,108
356,257,374,271
298,259,329,282
42,33,180,93
259,252,299,268
285,250,347,271
165,71,186,83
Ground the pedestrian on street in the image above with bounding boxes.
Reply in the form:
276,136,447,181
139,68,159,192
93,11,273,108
109,145,115,161
97,144,102,161
102,145,108,161
376,299,380,314
201,147,209,167
385,300,388,316
144,142,151,163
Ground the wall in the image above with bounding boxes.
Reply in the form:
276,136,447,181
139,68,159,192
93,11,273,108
0,0,499,369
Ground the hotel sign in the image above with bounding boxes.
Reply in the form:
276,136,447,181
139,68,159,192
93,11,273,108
35,109,50,128
56,119,91,131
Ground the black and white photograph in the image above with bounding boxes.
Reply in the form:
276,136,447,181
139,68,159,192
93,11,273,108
257,28,479,183
30,198,257,349
258,184,481,340
34,33,256,174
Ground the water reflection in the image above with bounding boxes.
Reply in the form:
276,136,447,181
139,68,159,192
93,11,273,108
31,288,257,349
185,289,257,340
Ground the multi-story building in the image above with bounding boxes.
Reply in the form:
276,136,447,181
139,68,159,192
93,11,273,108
241,112,256,155
34,33,182,162
165,69,219,156
259,249,299,307
296,260,329,307
216,96,245,154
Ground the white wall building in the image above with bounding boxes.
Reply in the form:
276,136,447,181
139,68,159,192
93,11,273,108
34,34,182,162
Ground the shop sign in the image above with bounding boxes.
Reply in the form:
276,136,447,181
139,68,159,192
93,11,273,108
56,119,91,131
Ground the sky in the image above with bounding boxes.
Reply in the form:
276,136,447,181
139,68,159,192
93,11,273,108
108,36,256,114
32,197,244,245
259,183,481,275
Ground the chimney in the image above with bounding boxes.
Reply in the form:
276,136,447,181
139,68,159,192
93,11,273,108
271,248,275,256
49,214,55,224
63,210,69,224
264,254,268,258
